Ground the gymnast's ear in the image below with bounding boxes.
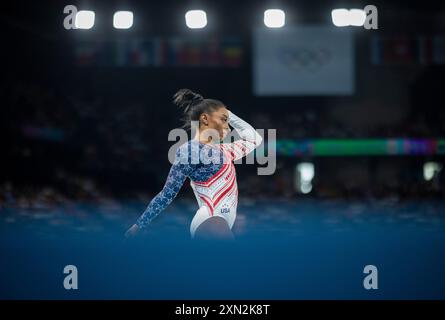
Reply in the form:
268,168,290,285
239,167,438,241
200,113,209,126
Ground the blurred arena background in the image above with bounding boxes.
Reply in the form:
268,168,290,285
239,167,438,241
1,0,445,299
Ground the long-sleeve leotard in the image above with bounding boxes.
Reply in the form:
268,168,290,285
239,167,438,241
135,111,262,228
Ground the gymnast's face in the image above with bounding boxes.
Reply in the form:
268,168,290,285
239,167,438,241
200,106,230,141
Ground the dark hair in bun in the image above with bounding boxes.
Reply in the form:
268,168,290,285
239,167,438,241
173,89,224,128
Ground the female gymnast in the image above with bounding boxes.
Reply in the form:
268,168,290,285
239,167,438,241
125,89,262,239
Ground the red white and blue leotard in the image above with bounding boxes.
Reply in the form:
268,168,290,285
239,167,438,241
135,111,262,237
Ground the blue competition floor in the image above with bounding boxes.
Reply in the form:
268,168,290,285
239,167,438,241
1,199,445,299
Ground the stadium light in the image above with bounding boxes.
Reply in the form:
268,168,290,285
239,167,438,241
185,10,207,29
331,8,349,27
424,162,442,181
349,9,366,26
300,183,313,194
296,162,315,194
299,162,314,181
113,11,133,29
332,8,366,27
75,10,95,29
264,9,285,28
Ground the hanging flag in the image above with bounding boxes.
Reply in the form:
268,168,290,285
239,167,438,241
254,26,354,96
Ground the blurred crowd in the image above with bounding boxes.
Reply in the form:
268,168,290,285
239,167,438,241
1,80,444,207
251,107,445,139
